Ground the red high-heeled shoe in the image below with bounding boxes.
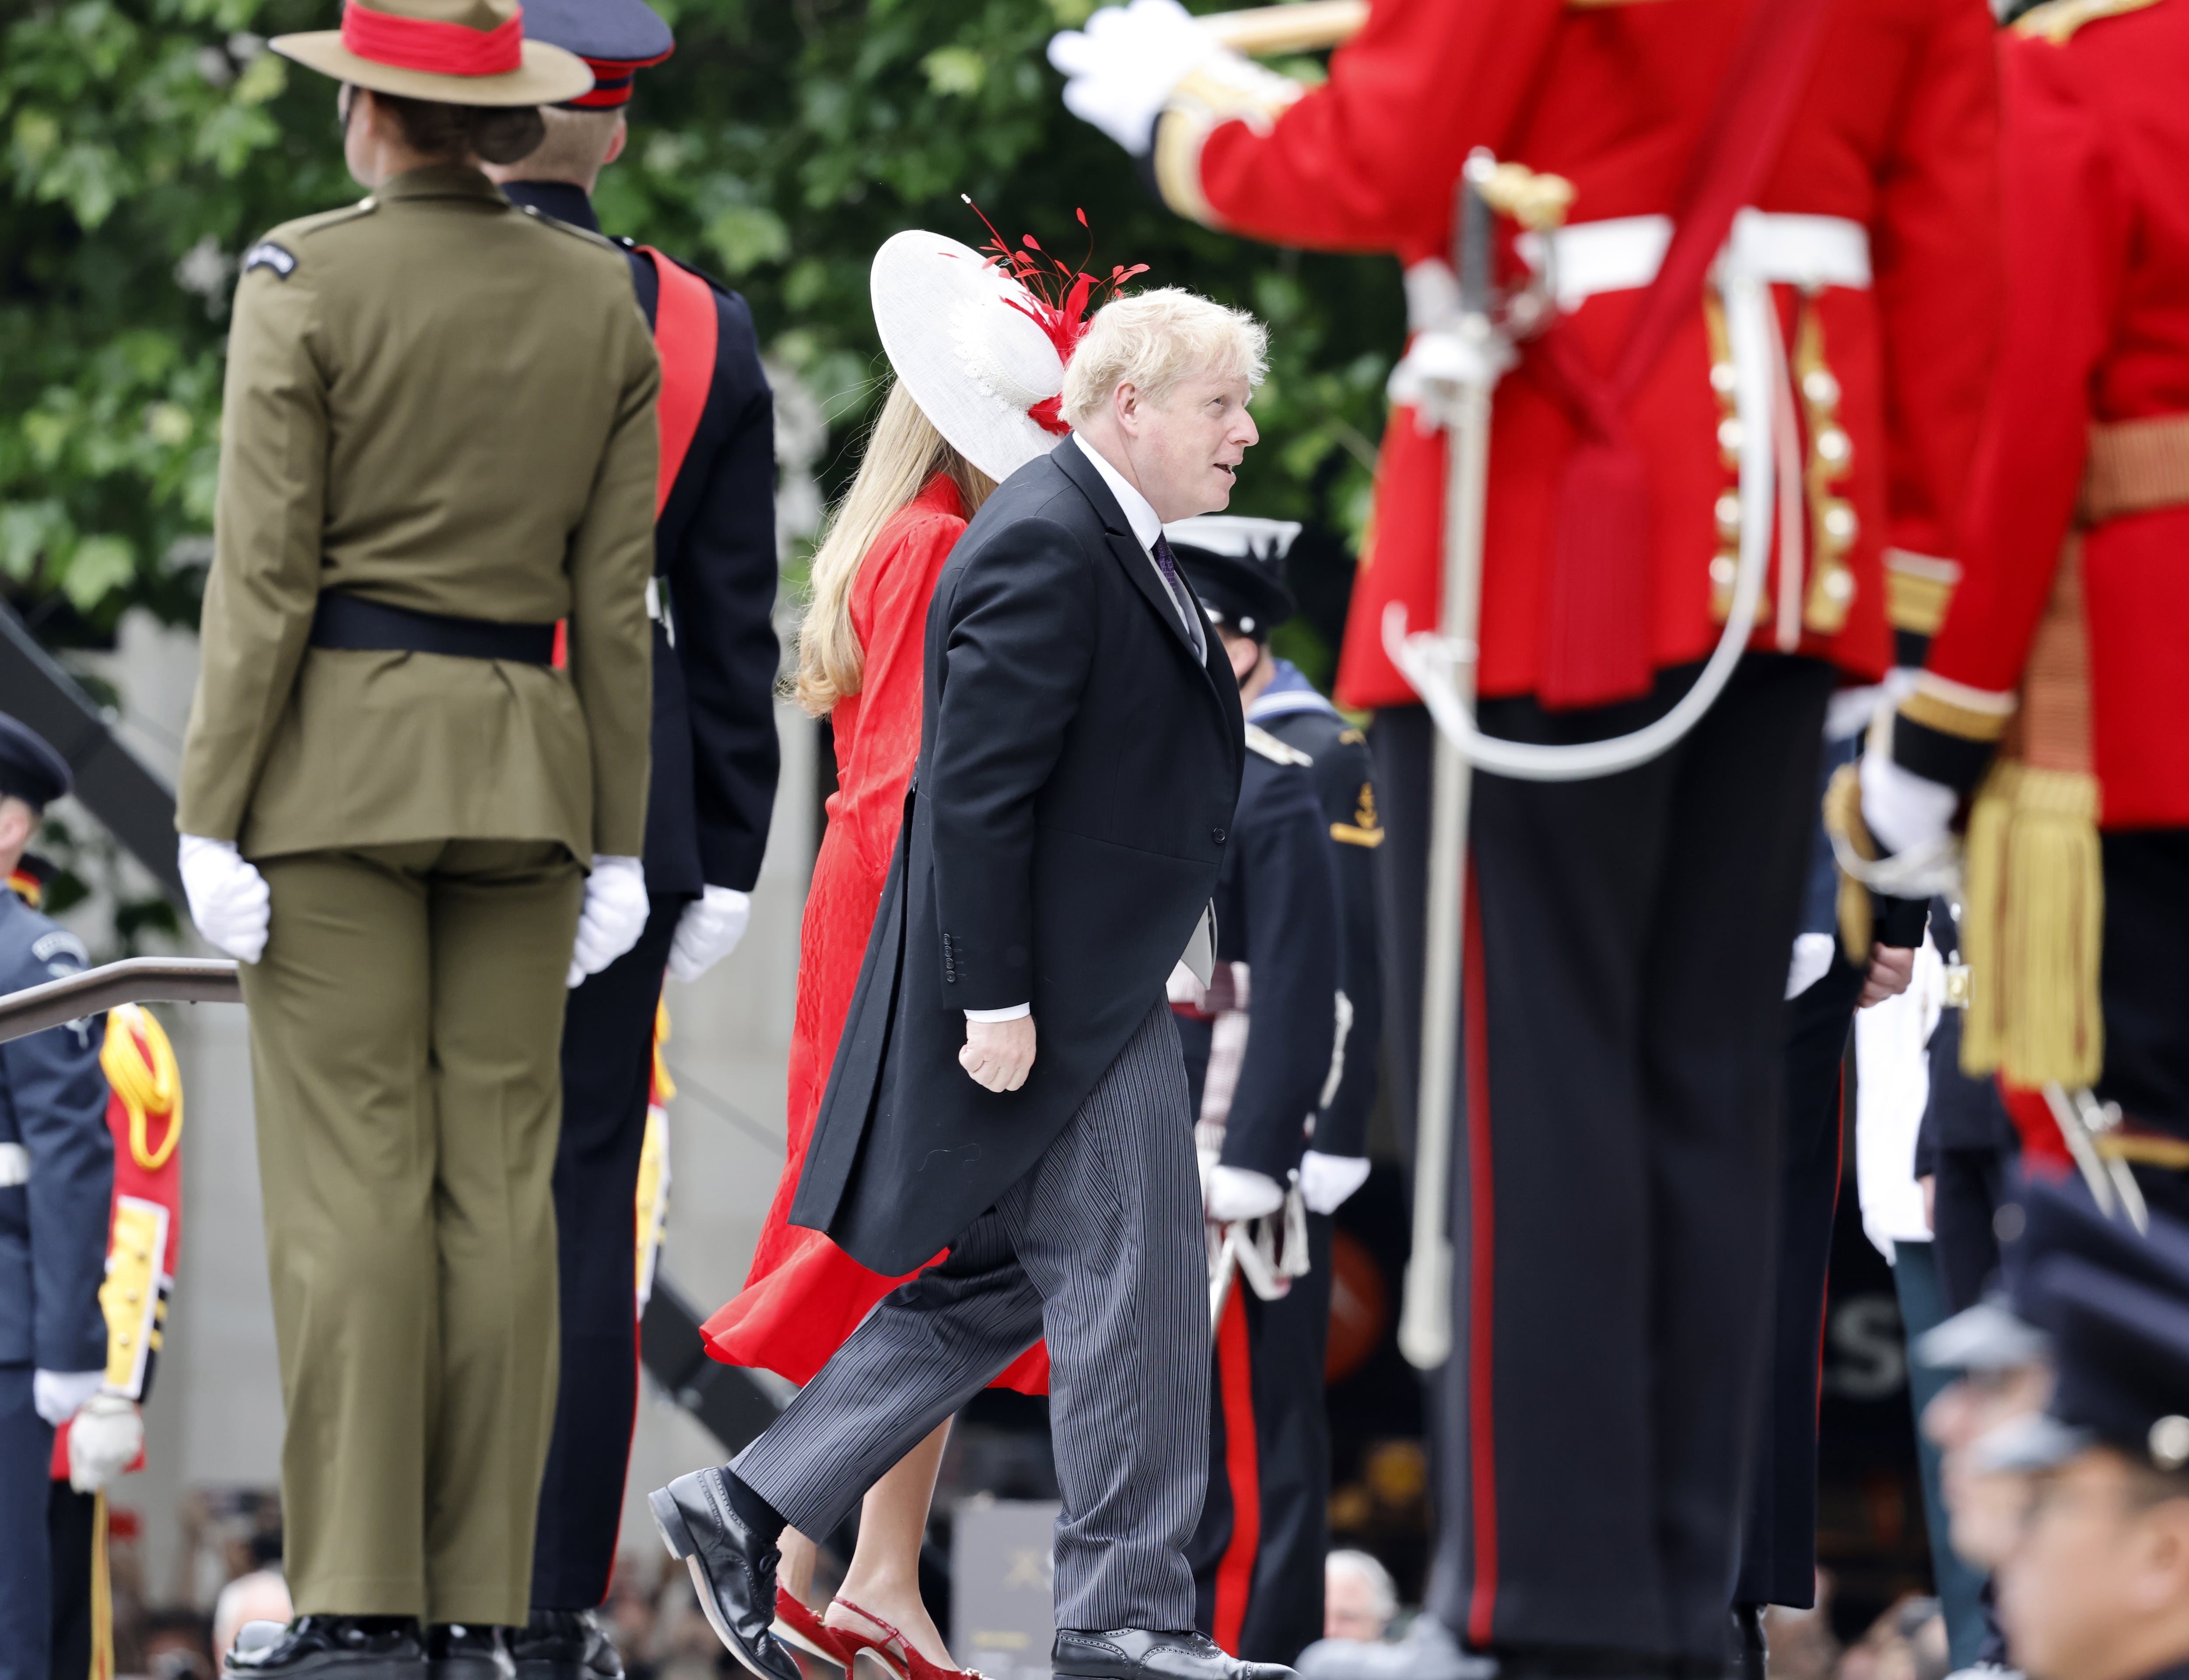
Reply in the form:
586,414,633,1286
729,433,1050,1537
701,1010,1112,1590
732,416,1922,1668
825,1598,984,1680
774,1587,855,1673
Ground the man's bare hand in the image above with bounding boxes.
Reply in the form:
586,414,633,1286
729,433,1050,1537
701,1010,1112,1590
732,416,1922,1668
961,1016,1037,1092
1858,943,1916,1009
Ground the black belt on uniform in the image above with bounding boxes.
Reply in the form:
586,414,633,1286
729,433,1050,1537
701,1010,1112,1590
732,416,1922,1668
309,592,557,664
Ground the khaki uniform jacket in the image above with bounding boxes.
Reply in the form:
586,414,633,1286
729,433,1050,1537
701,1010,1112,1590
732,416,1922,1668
176,166,659,863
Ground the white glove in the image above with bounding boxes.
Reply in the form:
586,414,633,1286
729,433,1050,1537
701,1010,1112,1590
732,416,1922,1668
33,1368,104,1427
1859,741,1957,856
1785,931,1838,1000
1390,327,1518,433
667,886,751,984
67,1392,143,1492
1048,0,1219,154
1299,1151,1371,1215
178,835,271,963
1206,1163,1286,1223
567,856,649,988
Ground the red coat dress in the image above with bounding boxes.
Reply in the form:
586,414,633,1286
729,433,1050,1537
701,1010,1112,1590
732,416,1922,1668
1910,0,2189,830
1152,0,2002,711
701,473,1050,1393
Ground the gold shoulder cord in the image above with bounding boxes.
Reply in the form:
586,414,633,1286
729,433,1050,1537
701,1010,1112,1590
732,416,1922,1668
102,1004,182,1171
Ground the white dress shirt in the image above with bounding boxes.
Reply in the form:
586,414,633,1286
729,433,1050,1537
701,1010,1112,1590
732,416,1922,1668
1073,433,1206,659
964,435,1215,1025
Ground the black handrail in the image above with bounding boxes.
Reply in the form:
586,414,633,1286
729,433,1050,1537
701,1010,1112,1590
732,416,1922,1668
0,955,789,1458
0,956,242,1044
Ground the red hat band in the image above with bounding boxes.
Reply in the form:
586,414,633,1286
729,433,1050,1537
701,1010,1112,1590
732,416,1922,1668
341,0,524,77
567,49,669,108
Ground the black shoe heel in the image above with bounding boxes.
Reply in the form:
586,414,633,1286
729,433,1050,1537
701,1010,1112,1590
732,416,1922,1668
650,1486,696,1560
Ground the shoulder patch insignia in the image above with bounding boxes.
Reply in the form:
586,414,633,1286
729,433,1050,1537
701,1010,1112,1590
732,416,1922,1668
32,930,88,966
244,241,298,279
1245,723,1314,767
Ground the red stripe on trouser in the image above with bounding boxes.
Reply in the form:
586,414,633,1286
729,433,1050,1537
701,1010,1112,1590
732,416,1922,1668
1814,1066,1844,1423
1211,1285,1261,1652
1463,869,1499,1648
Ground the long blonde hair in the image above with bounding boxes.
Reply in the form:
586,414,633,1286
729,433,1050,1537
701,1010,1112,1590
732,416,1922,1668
796,381,997,717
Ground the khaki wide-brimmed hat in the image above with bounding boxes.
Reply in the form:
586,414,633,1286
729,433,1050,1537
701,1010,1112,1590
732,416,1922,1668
272,0,593,107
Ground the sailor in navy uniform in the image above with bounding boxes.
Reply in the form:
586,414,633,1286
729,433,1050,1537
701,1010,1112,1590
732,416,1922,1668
1938,1180,2189,1680
1168,521,1351,1666
1183,521,1383,1203
0,713,110,1680
479,4,780,1669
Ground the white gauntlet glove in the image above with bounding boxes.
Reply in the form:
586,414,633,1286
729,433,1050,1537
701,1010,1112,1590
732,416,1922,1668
1858,741,1957,856
32,1368,104,1428
1048,0,1219,154
1299,1151,1372,1215
567,856,648,988
668,886,751,984
67,1392,144,1493
1205,1163,1286,1224
178,835,270,963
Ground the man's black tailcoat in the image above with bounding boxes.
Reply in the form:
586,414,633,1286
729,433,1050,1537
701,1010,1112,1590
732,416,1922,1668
793,440,1244,1276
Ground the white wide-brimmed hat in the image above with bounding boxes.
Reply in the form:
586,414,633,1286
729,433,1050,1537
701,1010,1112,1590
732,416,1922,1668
871,229,1086,486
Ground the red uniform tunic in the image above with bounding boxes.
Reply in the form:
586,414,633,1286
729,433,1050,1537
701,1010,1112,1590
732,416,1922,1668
1156,0,2001,711
1915,0,2189,830
702,475,1049,1392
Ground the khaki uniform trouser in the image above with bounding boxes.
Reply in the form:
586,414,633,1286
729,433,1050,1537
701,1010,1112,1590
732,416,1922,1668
240,839,585,1625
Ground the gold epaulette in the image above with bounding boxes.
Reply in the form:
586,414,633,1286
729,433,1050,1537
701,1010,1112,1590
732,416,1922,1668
1246,722,1314,766
2013,0,2165,43
1153,59,1306,229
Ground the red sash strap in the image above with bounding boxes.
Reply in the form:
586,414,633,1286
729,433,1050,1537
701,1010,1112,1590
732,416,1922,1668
640,247,719,518
553,250,719,670
1526,0,1836,710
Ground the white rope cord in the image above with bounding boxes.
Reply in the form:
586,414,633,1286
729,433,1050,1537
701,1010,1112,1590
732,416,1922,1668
1384,263,1778,783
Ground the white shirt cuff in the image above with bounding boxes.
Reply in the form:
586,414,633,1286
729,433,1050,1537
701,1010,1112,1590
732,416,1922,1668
964,1004,1031,1022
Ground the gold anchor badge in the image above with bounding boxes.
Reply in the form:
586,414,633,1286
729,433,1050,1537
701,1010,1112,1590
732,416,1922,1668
1332,782,1385,848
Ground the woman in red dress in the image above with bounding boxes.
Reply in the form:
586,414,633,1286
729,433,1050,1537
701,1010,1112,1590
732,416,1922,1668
700,220,1126,1679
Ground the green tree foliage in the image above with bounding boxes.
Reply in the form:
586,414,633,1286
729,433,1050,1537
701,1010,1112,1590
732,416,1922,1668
3,0,1404,676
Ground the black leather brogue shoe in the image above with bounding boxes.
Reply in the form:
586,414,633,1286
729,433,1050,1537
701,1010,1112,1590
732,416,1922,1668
223,1616,427,1680
508,1610,624,1680
649,1470,801,1680
426,1624,510,1680
1052,1629,1297,1680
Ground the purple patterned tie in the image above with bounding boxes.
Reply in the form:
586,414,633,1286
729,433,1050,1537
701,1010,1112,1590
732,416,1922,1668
1151,532,1195,628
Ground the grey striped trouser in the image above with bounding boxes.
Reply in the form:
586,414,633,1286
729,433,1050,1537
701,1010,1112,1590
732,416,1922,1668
734,1000,1211,1632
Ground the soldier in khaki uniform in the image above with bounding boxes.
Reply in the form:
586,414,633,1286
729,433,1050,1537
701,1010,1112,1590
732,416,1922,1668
170,5,659,1675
